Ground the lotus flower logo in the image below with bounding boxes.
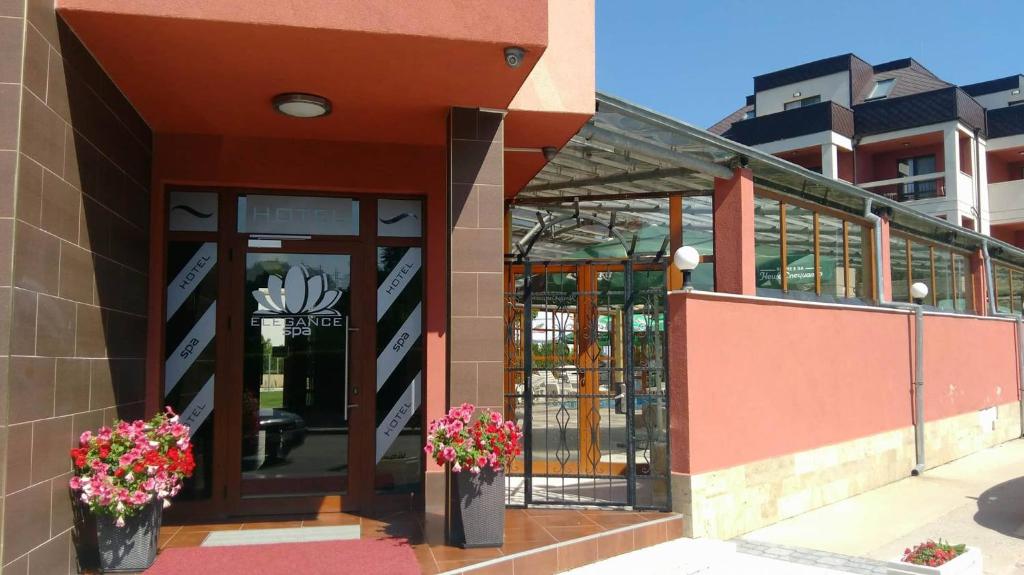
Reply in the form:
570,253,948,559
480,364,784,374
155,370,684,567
252,265,341,315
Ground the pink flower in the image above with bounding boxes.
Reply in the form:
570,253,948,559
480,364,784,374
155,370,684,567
69,476,82,490
452,463,462,473
423,444,433,455
489,411,502,425
79,431,92,445
442,446,456,462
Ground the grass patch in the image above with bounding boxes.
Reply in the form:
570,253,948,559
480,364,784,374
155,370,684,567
260,389,283,409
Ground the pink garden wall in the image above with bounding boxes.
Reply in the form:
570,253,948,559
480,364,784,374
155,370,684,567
669,292,1021,475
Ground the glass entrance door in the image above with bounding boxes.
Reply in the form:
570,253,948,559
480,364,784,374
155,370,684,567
241,252,359,496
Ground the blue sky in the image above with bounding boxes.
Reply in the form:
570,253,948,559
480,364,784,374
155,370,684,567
596,0,1023,128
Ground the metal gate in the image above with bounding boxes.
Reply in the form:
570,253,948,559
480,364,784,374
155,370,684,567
503,258,670,510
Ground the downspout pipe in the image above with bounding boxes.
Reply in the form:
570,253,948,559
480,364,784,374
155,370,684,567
982,240,1024,437
864,198,927,475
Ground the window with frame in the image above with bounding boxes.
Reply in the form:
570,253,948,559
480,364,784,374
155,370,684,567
783,95,822,111
897,155,939,200
993,263,1024,315
889,234,974,312
754,194,873,302
865,78,895,101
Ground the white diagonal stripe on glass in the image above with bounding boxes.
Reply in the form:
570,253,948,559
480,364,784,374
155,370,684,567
166,242,217,320
164,302,217,396
376,371,421,463
377,248,421,321
376,302,422,391
180,375,215,438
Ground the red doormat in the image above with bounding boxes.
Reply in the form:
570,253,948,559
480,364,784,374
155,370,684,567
145,538,421,575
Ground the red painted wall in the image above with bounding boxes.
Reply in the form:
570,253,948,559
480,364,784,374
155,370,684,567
669,292,1021,475
861,143,945,183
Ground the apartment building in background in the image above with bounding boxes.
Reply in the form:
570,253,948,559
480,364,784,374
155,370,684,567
710,54,1024,246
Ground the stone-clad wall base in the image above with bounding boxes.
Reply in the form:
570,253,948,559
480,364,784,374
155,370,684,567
925,402,1020,469
673,401,1020,540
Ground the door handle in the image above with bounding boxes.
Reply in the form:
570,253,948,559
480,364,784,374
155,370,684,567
344,316,353,415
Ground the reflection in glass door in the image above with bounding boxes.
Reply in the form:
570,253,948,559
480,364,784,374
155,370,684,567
241,253,352,494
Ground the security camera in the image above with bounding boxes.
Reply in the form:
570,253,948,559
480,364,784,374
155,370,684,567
504,46,526,69
542,146,558,161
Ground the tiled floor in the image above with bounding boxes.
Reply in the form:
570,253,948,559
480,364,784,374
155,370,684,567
160,508,682,574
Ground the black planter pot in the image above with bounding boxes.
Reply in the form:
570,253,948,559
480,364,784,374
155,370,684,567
94,499,162,572
450,467,505,548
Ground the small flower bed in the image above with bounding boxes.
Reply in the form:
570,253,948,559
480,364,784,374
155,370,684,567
424,403,522,474
69,407,195,527
901,539,966,567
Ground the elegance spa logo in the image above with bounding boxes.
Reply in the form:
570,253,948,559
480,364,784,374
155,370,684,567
251,266,345,334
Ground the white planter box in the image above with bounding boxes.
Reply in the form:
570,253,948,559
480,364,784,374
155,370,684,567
886,546,982,575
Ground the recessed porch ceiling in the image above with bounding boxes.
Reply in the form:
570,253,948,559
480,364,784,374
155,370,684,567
56,3,548,146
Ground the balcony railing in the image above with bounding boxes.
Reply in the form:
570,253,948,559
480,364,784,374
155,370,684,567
988,105,1024,139
860,172,946,202
724,101,855,146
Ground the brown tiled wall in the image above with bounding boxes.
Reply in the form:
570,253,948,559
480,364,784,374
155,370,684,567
448,108,504,413
0,2,152,573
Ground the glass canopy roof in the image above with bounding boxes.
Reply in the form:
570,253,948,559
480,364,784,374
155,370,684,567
510,92,1024,269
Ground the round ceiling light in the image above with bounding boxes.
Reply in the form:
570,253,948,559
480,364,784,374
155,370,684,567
273,93,331,118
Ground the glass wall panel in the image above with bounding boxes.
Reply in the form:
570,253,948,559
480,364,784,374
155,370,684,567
682,196,714,291
375,246,424,493
933,249,954,311
754,197,783,293
164,241,218,500
785,206,816,294
909,242,932,304
953,253,972,313
818,214,844,299
848,224,871,300
1013,270,1024,315
890,237,909,303
996,266,1012,314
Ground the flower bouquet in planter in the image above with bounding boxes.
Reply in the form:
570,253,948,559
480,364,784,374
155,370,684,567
69,407,195,572
886,539,982,575
425,403,521,548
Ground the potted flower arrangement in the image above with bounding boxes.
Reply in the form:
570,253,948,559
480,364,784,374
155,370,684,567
70,407,195,572
425,403,521,548
886,539,982,575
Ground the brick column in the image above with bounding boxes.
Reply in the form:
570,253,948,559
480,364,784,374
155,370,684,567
712,168,755,294
430,108,504,522
970,250,988,315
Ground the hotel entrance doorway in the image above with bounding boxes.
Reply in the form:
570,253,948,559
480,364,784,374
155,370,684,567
163,189,425,519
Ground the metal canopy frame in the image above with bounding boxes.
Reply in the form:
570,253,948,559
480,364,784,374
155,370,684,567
510,92,1024,269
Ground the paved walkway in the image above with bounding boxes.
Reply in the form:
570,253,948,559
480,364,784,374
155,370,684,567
745,438,1024,575
565,538,863,574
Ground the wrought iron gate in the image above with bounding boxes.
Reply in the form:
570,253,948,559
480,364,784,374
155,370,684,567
503,258,670,510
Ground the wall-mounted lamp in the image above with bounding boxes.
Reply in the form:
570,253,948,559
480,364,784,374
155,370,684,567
673,246,701,291
910,282,929,305
1012,89,1021,95
793,91,802,98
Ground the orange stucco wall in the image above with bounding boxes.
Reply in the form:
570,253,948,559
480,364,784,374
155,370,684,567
669,292,1021,475
57,0,549,47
